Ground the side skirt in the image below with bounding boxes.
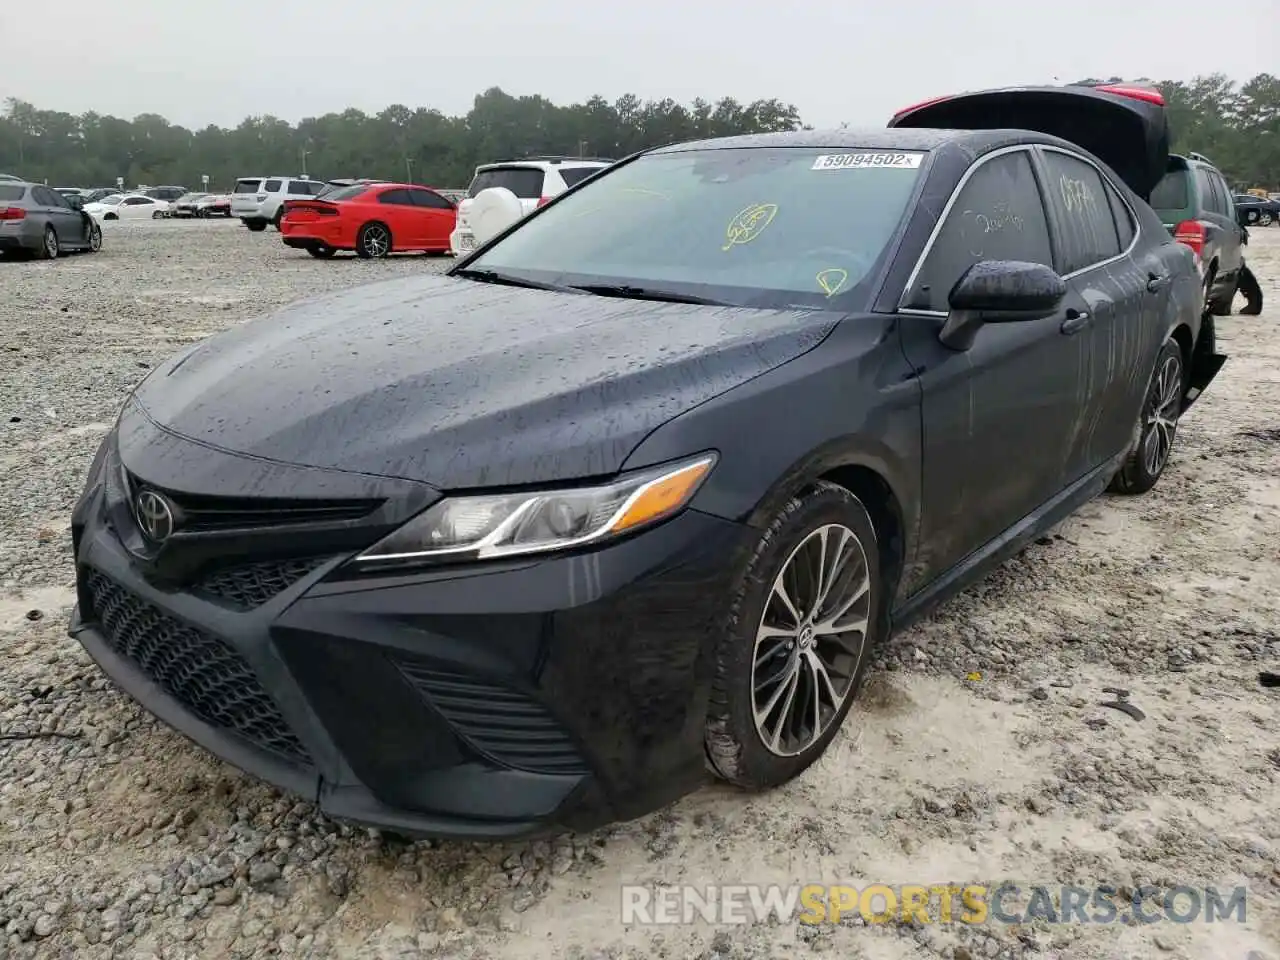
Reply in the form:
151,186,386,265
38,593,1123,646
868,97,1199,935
889,457,1119,634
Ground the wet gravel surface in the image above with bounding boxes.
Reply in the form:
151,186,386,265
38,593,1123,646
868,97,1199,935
1,219,1278,959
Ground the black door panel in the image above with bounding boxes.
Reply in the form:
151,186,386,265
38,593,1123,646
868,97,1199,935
896,147,1087,592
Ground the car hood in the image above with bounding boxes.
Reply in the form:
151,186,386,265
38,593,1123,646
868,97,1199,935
889,83,1170,200
129,275,839,488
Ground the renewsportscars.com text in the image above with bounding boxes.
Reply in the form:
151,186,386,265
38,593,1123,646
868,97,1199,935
621,883,1248,926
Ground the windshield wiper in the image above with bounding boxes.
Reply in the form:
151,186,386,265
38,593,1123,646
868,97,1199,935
453,268,582,294
570,284,730,306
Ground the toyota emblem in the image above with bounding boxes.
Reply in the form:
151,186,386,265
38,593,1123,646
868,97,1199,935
134,490,176,543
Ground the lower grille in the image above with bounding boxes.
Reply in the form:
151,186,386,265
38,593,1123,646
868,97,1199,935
194,557,328,610
392,660,588,776
85,571,312,766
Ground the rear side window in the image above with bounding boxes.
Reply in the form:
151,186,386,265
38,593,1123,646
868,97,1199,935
1150,166,1189,213
0,185,25,202
287,181,313,195
468,167,545,199
559,167,602,188
323,185,369,202
906,151,1053,312
377,189,414,206
1103,178,1136,250
1213,173,1234,215
124,197,151,205
1040,151,1121,274
410,189,454,210
234,179,261,194
263,179,282,192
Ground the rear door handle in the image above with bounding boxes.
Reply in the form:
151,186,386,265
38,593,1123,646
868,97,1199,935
1060,309,1091,335
1146,272,1169,292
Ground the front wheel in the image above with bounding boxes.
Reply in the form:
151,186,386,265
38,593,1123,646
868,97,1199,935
356,222,391,258
244,219,267,232
705,481,882,789
85,222,102,253
1108,339,1185,495
1260,212,1274,227
151,210,164,219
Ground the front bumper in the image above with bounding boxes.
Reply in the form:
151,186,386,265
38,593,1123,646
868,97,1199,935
69,433,745,838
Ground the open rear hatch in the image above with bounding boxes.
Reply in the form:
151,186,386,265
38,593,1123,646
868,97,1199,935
888,83,1169,200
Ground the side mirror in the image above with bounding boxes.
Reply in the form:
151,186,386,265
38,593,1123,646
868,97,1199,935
67,195,84,210
938,260,1067,351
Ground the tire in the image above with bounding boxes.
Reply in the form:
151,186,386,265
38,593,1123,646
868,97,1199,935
1238,265,1263,316
1260,213,1274,227
356,222,392,259
307,244,337,259
151,210,164,219
85,221,102,253
104,213,118,221
1204,265,1235,317
1108,339,1185,495
704,481,884,789
273,209,284,231
244,220,267,233
39,226,59,260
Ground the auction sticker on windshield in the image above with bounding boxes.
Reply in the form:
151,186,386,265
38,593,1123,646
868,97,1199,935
811,152,925,170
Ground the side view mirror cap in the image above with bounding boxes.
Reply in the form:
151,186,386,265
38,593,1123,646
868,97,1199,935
939,260,1068,351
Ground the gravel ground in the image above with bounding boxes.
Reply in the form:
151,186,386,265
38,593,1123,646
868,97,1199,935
1,218,1278,960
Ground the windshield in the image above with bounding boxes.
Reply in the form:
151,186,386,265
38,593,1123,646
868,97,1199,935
1150,164,1190,213
468,167,545,199
464,147,927,309
0,185,25,202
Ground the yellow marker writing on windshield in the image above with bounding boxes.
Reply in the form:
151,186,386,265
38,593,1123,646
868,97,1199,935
723,203,778,251
816,268,849,298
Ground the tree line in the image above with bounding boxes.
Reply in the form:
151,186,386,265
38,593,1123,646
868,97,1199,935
1,74,1276,192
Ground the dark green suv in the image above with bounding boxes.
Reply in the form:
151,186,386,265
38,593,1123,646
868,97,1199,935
1150,152,1261,315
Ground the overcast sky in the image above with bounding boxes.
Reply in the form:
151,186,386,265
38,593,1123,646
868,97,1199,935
2,0,1276,130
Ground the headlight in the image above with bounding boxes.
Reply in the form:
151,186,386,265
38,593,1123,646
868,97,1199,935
354,453,717,569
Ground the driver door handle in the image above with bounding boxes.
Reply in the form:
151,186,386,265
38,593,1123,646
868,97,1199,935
1060,309,1091,335
1146,272,1169,292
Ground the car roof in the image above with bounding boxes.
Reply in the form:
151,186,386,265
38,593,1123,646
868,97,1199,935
649,127,971,155
476,159,611,170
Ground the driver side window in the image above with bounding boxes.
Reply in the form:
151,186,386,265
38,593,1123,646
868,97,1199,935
905,151,1054,313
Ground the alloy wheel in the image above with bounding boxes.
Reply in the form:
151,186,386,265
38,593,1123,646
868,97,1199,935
1143,354,1182,476
362,225,390,257
88,224,101,251
43,228,58,259
750,523,871,757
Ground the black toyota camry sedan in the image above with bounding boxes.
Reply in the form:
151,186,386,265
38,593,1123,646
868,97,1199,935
70,83,1224,838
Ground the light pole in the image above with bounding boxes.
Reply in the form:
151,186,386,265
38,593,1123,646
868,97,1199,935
300,148,310,177
404,157,414,184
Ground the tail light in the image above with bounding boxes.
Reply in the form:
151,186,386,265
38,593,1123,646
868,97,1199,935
536,196,552,208
890,94,954,121
1093,83,1165,106
1173,220,1206,258
0,207,25,221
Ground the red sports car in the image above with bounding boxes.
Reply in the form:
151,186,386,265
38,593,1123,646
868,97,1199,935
280,182,457,259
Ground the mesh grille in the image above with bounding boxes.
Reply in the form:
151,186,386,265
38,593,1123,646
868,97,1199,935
85,571,311,766
393,660,588,776
194,557,328,609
